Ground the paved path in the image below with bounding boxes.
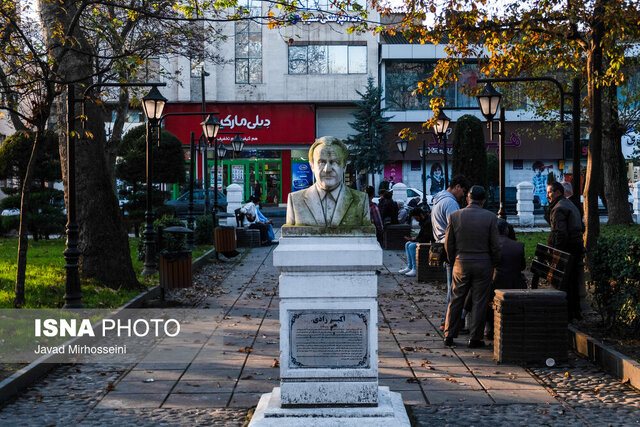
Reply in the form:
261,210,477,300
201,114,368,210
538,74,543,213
1,241,639,426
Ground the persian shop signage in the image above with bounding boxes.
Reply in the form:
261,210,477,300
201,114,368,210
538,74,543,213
163,103,315,146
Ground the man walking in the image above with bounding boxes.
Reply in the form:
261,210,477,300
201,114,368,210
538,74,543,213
431,175,470,328
547,181,584,321
444,186,501,348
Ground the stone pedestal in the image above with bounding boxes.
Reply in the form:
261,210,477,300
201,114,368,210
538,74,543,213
516,181,535,227
250,226,409,426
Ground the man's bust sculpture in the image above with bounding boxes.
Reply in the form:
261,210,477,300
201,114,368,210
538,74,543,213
286,136,370,227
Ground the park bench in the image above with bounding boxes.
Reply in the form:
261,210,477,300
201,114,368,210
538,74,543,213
530,243,573,290
382,224,411,250
234,208,261,248
492,243,570,364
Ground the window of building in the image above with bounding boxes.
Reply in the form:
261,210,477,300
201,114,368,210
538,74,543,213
288,45,366,75
384,61,478,110
235,2,262,84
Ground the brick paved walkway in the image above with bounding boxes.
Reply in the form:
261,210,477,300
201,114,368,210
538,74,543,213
1,235,639,426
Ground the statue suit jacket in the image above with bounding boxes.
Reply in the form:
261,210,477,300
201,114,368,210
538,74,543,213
286,184,370,227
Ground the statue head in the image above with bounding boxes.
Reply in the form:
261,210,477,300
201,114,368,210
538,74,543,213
309,136,348,192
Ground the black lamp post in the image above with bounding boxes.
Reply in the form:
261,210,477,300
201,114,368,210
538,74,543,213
418,134,429,205
141,86,168,275
231,133,246,153
476,82,506,218
477,77,582,211
63,82,165,307
201,115,221,227
433,110,451,189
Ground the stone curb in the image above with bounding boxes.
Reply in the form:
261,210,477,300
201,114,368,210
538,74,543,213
0,246,219,405
568,324,640,390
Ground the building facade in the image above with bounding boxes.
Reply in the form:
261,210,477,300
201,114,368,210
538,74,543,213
158,1,379,204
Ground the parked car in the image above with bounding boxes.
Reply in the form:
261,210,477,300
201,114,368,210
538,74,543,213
373,187,433,208
165,189,227,218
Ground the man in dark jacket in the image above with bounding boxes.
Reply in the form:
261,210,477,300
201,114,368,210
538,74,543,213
444,186,501,348
492,219,526,290
547,181,584,321
398,207,433,277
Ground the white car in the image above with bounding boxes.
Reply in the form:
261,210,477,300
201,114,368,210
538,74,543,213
373,187,433,207
1,209,20,216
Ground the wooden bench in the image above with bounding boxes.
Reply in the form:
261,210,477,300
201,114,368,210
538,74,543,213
530,243,573,290
234,208,261,248
382,224,411,250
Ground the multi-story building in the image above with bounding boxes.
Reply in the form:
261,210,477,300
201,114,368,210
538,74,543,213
157,0,379,205
378,32,576,204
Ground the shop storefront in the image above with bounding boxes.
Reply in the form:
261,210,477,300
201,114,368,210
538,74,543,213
163,103,316,205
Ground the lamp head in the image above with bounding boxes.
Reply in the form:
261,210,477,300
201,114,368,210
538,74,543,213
231,134,245,152
433,110,450,137
396,138,408,155
142,86,167,121
476,83,502,122
201,115,221,142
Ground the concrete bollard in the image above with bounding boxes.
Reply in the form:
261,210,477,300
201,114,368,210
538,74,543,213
516,181,535,227
226,183,244,227
390,182,408,203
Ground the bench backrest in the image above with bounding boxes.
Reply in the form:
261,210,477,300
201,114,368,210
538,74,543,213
530,243,573,289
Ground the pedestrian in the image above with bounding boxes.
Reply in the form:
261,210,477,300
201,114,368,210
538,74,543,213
379,177,390,194
532,161,548,207
378,190,399,226
484,218,526,339
253,179,263,203
398,207,434,277
431,175,470,329
388,176,395,190
366,185,383,244
562,181,584,218
443,185,501,348
397,200,408,224
546,181,584,321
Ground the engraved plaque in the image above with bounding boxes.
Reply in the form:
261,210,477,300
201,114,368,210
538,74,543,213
289,310,369,369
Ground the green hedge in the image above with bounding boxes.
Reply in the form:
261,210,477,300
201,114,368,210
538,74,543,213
590,235,640,332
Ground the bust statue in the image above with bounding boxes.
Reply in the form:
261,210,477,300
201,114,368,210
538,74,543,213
286,136,370,228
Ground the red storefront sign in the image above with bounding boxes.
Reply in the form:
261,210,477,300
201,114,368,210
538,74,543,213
163,103,315,145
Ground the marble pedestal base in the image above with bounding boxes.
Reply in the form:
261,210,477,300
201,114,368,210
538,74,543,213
249,387,410,427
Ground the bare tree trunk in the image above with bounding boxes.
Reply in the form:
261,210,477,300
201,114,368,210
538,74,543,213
583,0,605,268
41,1,139,290
14,132,40,307
602,84,633,224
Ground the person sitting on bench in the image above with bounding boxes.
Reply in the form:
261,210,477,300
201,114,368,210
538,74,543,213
241,196,272,246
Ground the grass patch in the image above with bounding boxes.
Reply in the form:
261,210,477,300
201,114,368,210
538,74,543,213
0,238,212,309
515,224,640,268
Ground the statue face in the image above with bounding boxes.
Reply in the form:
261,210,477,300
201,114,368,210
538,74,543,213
311,145,344,191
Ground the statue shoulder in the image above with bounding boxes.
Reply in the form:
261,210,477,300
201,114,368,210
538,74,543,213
345,186,367,201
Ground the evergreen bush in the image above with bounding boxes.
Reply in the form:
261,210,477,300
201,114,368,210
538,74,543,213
194,215,214,245
590,235,640,333
451,115,487,189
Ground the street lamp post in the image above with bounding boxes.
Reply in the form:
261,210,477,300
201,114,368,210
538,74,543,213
476,82,506,219
419,136,427,205
63,82,166,307
433,110,451,189
140,86,168,275
477,77,581,208
201,115,222,227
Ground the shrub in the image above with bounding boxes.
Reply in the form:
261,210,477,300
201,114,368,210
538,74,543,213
194,215,213,245
451,114,487,188
589,235,640,333
1,215,20,235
